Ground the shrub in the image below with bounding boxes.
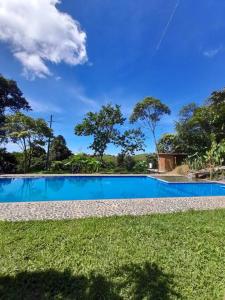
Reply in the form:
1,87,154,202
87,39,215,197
65,154,101,173
0,148,17,174
124,156,135,171
50,161,66,173
133,161,148,173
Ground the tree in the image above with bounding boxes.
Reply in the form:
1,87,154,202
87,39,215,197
75,104,125,159
206,88,225,142
175,89,225,156
50,135,72,161
0,75,31,142
175,103,211,155
28,145,47,172
3,112,52,172
116,129,145,156
0,148,17,174
130,97,171,160
115,129,145,170
157,133,183,153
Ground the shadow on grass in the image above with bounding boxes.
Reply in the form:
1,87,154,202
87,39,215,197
0,263,180,300
116,262,180,300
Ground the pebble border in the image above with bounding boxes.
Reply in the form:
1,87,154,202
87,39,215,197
1,174,225,221
1,196,225,221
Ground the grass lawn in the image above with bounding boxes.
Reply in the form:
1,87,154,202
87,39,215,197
1,210,225,299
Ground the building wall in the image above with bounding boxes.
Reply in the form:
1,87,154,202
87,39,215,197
158,155,175,172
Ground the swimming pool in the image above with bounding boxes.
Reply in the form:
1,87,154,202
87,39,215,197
0,176,225,203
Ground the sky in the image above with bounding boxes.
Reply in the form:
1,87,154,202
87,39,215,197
1,0,225,154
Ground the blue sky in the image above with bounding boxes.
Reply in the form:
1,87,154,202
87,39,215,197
1,0,225,154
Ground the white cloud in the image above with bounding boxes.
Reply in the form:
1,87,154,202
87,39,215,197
0,0,87,79
203,47,222,58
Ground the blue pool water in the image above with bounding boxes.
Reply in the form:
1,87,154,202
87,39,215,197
0,176,225,202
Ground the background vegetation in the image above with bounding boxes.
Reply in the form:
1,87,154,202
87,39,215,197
1,73,225,177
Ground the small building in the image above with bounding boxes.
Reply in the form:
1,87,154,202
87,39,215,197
158,153,187,173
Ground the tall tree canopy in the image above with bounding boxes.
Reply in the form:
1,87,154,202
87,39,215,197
0,75,30,114
130,97,170,158
116,129,145,156
50,135,72,161
0,75,31,142
75,104,125,158
3,112,52,172
175,90,225,155
157,133,183,153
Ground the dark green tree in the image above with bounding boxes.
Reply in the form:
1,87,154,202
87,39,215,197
157,133,183,153
206,88,225,142
175,103,210,155
115,129,145,170
0,75,31,142
75,104,125,159
130,97,171,160
27,145,46,172
0,148,17,174
116,129,145,156
50,135,72,161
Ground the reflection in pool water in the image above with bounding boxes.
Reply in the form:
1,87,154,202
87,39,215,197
0,176,225,202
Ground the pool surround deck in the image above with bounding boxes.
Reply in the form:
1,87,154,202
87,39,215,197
1,174,225,221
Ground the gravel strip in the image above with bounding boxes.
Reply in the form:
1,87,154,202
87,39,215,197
1,196,225,221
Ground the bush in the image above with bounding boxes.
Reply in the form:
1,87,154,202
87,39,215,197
50,161,66,173
133,161,148,173
101,160,116,171
124,156,135,171
66,154,101,173
0,148,17,174
146,153,158,169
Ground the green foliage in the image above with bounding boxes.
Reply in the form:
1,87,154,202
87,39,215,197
75,104,125,158
130,97,171,154
130,97,171,125
50,135,72,161
203,138,225,178
1,210,225,299
65,154,102,173
3,112,52,172
175,103,209,155
123,155,136,171
146,153,158,169
0,148,17,174
185,154,206,171
185,138,225,177
206,88,225,142
115,154,150,173
175,88,225,156
27,146,46,172
157,133,182,153
133,160,148,173
116,129,145,156
0,75,31,114
0,75,31,143
50,161,66,173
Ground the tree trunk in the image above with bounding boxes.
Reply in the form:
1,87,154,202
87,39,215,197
23,138,27,174
152,130,160,171
23,150,27,174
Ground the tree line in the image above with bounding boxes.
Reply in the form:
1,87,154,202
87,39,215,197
1,73,225,174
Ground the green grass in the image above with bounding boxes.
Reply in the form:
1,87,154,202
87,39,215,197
1,210,225,299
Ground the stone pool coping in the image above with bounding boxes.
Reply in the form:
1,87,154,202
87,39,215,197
1,196,225,221
0,173,147,177
1,174,225,221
